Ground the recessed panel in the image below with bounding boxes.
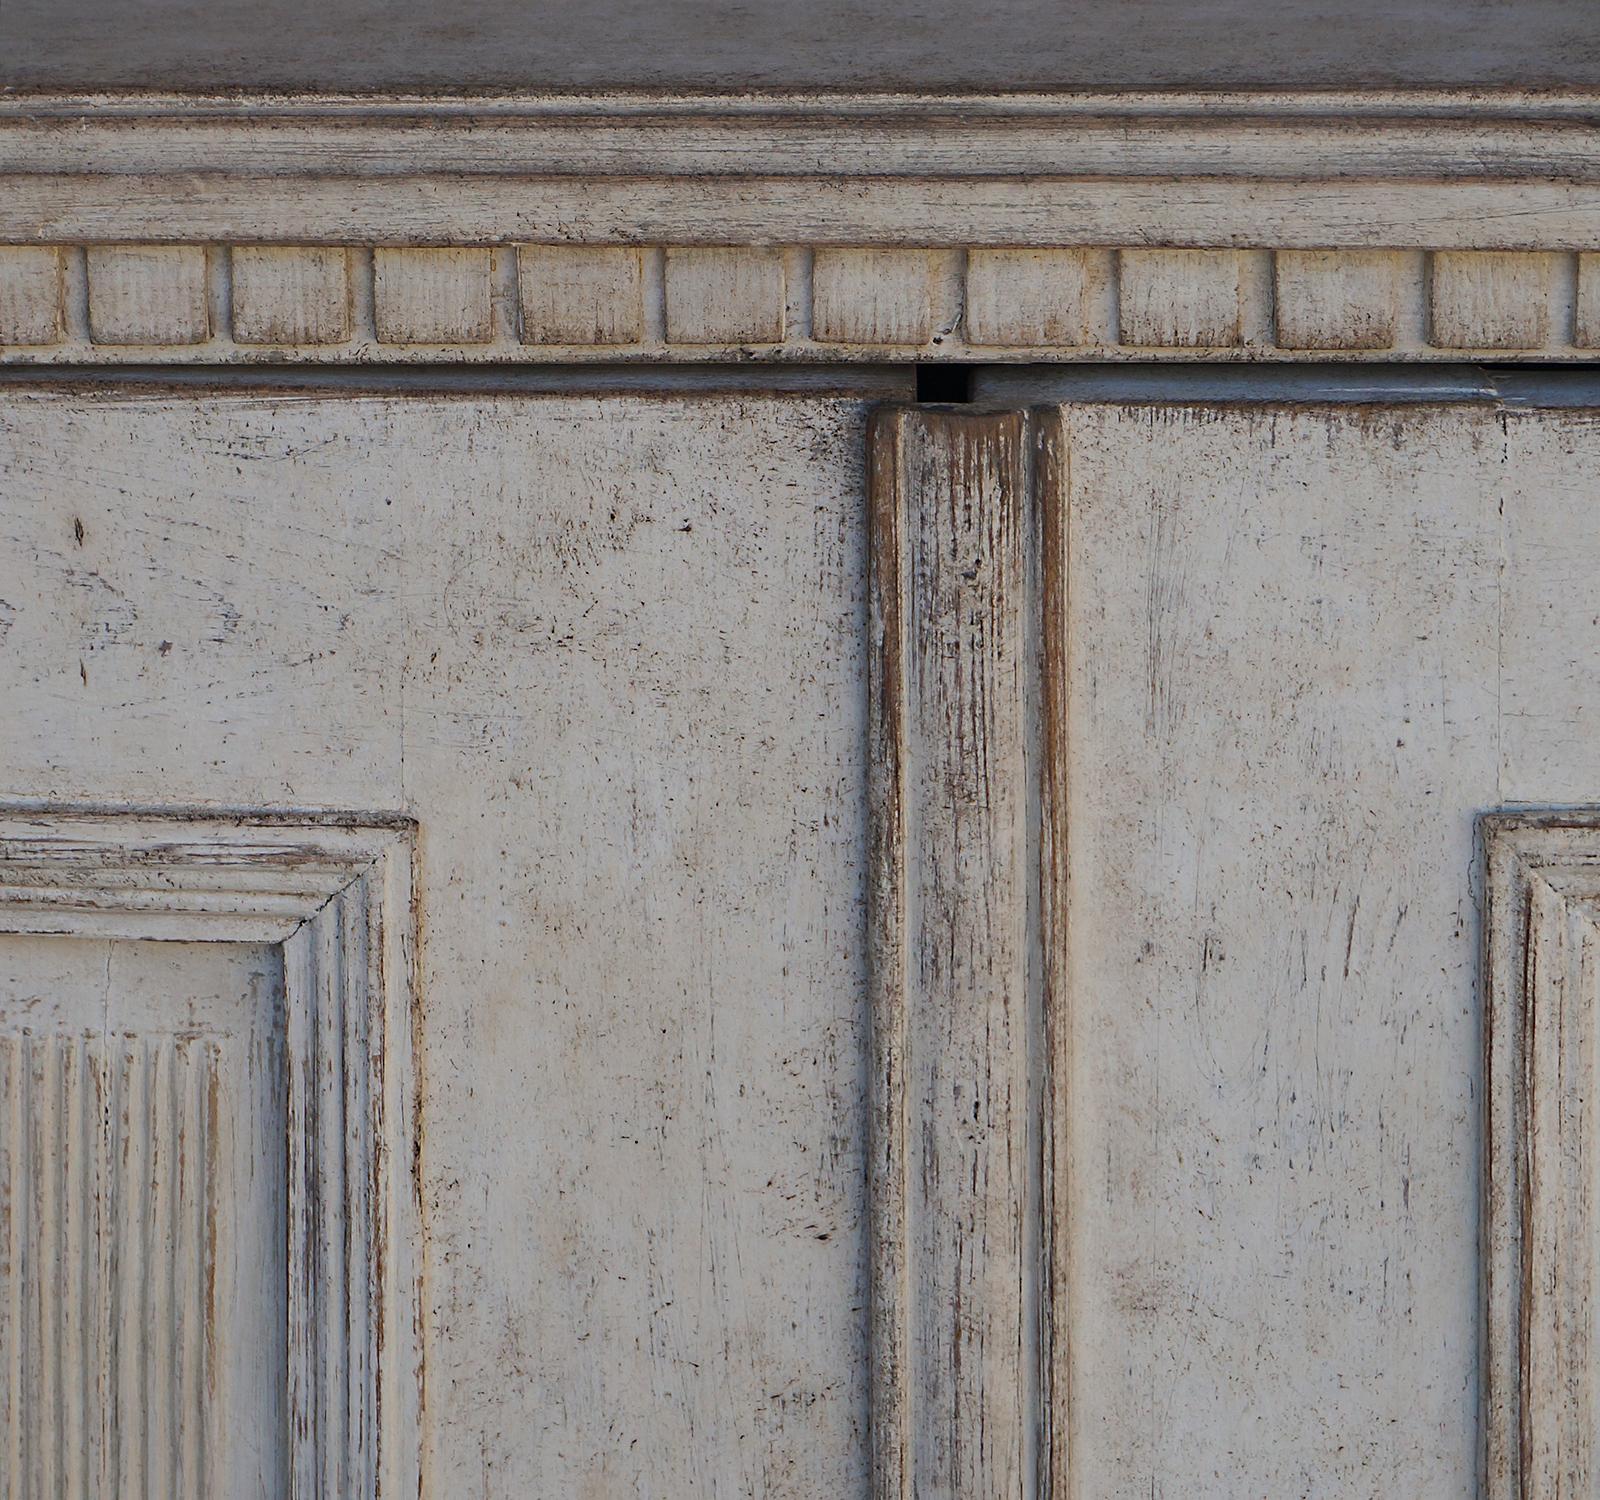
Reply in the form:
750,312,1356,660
0,935,286,1499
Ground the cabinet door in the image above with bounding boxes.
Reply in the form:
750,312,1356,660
11,387,1600,1499
0,386,872,1498
870,400,1600,1500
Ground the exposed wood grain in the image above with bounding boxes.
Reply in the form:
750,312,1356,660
814,249,936,345
517,244,643,344
230,247,351,346
1430,250,1556,349
1272,248,1399,349
1118,248,1248,347
0,248,64,347
85,246,209,345
869,407,1061,1500
663,246,786,343
372,247,492,344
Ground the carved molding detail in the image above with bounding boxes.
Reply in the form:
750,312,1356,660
1485,812,1600,1500
1,91,1599,363
0,244,1597,363
867,409,1068,1496
0,806,422,1500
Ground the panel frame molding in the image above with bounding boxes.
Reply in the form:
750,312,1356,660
867,406,1068,1497
1,90,1600,363
1485,811,1600,1500
0,804,423,1500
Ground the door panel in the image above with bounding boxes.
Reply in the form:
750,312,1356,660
0,389,870,1497
867,398,1600,1500
10,383,1599,1498
0,936,286,1499
1059,403,1600,1498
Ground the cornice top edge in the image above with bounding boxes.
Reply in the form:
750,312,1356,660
4,85,1600,122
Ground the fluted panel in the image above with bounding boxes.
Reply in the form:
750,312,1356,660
1,1031,220,1500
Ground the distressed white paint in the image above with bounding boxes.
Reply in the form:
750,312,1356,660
7,89,1572,369
0,936,286,1499
0,390,871,1497
1574,253,1600,348
964,248,1100,347
1484,814,1600,1500
867,407,1072,1500
231,246,351,345
0,811,421,1500
1118,249,1249,347
1044,401,1600,1498
663,247,786,343
85,246,209,346
0,234,1593,365
813,250,937,346
5,276,1600,1500
372,248,493,344
1430,251,1557,350
1273,248,1399,349
0,249,64,347
518,245,643,344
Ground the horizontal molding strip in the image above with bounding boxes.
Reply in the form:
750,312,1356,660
0,243,1598,363
7,91,1600,180
2,92,1599,363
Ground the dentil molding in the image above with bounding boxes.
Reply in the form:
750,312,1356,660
2,90,1598,363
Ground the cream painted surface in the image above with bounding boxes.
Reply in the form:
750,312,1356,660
0,389,870,1497
0,936,286,1499
8,93,1600,367
9,384,1600,1497
1058,404,1600,1498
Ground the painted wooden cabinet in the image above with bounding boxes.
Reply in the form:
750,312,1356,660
3,88,1600,1500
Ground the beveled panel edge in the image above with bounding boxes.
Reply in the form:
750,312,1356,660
1483,810,1600,1500
0,802,423,1500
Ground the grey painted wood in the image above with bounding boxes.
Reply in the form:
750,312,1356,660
3,0,1597,90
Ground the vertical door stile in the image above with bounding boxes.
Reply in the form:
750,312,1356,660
868,404,1068,1500
1034,408,1070,1500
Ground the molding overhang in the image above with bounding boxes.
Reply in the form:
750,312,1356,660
2,89,1599,363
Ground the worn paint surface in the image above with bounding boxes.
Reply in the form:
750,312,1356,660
1058,403,1600,1497
9,385,1600,1496
0,388,870,1496
1483,813,1600,1500
0,935,286,1499
868,408,1070,1500
0,811,421,1499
